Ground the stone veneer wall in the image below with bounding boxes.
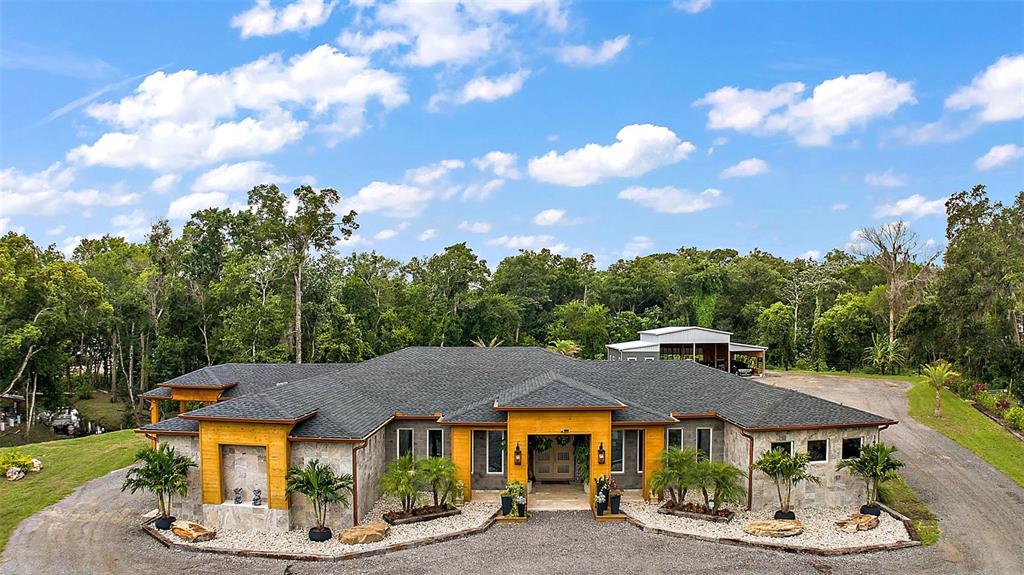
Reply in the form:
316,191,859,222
288,441,355,531
357,428,387,524
160,436,202,521
383,420,452,463
663,418,726,462
220,444,268,504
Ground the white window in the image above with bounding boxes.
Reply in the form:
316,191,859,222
428,428,444,458
667,428,683,450
626,357,638,362
397,428,414,458
644,357,655,361
696,427,712,459
807,439,828,462
611,430,624,473
770,441,793,456
486,430,504,474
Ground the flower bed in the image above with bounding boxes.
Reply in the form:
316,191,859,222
382,504,461,525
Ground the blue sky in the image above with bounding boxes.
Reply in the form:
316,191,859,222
2,0,1022,266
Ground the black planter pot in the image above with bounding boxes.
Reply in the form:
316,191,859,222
596,501,606,516
154,516,175,530
860,504,882,516
609,494,621,515
308,527,333,542
516,503,526,517
501,495,513,516
774,510,797,520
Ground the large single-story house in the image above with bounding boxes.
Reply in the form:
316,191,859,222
138,347,896,533
607,326,769,375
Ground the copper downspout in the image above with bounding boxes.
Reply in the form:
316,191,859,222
351,440,367,526
739,429,754,511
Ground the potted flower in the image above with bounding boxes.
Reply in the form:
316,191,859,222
836,442,904,516
121,443,196,530
594,474,610,514
753,448,820,520
607,475,623,515
285,459,354,542
501,480,527,517
594,490,607,516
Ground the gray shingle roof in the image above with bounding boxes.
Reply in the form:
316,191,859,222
172,347,895,439
139,417,198,434
141,363,351,401
495,371,625,409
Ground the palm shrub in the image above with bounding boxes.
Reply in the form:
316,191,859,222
836,442,904,509
753,448,820,514
547,339,581,357
121,443,196,520
380,454,421,514
706,460,747,510
648,448,700,505
417,456,459,508
922,360,960,417
285,459,354,531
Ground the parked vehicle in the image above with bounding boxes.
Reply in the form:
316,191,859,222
731,361,754,377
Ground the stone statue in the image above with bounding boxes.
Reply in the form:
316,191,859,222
233,487,243,504
252,489,262,506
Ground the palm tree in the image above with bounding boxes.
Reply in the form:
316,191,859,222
836,442,904,509
648,448,700,505
547,339,581,357
121,443,196,525
416,457,459,507
706,460,747,510
863,333,888,373
471,336,503,347
380,454,421,514
922,360,960,417
285,459,354,536
753,448,821,515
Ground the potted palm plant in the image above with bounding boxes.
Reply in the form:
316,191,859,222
121,443,196,530
285,459,354,542
836,442,904,516
753,448,820,520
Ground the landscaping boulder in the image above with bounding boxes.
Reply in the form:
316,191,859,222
743,519,803,538
6,467,25,481
835,513,879,533
170,520,217,542
339,522,390,545
31,458,42,472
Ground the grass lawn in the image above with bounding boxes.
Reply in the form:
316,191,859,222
73,392,131,430
0,429,146,552
879,476,939,546
783,369,924,384
908,381,1024,488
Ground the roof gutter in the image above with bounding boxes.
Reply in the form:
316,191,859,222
351,440,367,526
739,429,754,511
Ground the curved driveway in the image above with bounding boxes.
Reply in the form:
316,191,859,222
2,373,1021,575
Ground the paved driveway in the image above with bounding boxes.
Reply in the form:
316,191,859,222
767,371,1024,574
3,373,1021,575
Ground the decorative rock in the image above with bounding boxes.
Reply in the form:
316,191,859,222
743,519,804,537
31,458,42,472
339,522,390,545
835,513,879,533
6,467,25,481
171,520,217,542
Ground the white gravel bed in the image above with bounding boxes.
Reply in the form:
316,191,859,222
622,501,912,550
167,499,497,557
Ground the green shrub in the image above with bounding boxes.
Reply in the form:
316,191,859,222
976,391,998,413
75,380,93,400
1005,406,1024,432
0,451,34,472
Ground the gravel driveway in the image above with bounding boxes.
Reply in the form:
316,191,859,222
768,371,1024,574
2,372,1021,575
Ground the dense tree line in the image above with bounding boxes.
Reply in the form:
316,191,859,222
2,185,1021,422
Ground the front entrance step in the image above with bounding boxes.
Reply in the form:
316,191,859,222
593,508,627,522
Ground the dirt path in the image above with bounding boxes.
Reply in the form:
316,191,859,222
768,372,1024,574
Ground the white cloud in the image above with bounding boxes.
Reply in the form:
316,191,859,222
192,161,284,192
456,70,530,105
405,159,464,185
167,191,229,219
374,228,399,240
846,229,868,252
617,186,726,214
532,208,581,226
695,72,915,146
111,209,147,228
417,228,437,241
622,235,653,258
343,181,432,218
832,203,848,211
338,29,409,54
0,163,139,217
720,157,768,179
946,54,1024,123
458,220,492,233
673,0,712,14
528,124,696,187
557,35,629,67
975,143,1024,171
798,250,821,261
70,45,407,170
46,224,66,236
232,0,338,38
150,173,180,193
873,194,946,219
460,178,504,201
472,151,520,179
488,234,566,253
864,169,907,188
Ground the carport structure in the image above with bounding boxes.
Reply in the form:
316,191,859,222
606,326,767,376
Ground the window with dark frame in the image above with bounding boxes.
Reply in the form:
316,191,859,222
611,430,624,472
770,441,793,455
637,430,645,472
428,428,443,458
841,437,862,460
397,428,413,458
696,428,712,459
667,428,683,450
487,430,504,474
807,439,827,462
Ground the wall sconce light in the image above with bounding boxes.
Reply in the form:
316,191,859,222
597,442,606,465
514,442,522,465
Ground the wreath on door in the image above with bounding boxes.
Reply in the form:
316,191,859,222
556,435,572,447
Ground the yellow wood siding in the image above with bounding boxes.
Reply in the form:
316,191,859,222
170,387,223,402
643,425,665,500
198,420,293,509
451,427,473,502
506,410,611,508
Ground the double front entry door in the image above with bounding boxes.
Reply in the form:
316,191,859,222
533,439,573,481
